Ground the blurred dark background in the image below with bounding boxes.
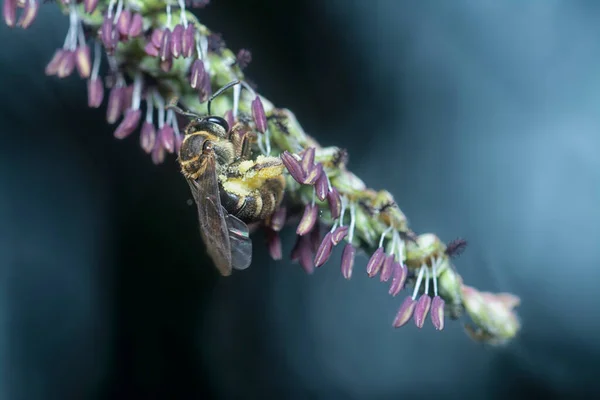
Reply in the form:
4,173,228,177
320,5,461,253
2,0,600,399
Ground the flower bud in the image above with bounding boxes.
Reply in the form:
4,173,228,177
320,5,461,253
314,232,334,268
327,188,341,219
151,142,165,165
301,147,315,172
75,46,91,78
189,59,206,89
114,109,141,139
3,0,16,27
101,19,118,51
281,151,305,184
160,28,172,61
182,24,196,58
117,9,131,37
151,29,163,47
57,51,75,78
393,296,417,328
158,125,175,153
366,247,385,277
330,226,348,245
340,243,355,279
296,203,318,236
106,86,124,124
268,207,286,232
140,122,156,154
431,296,445,330
413,294,432,328
388,262,407,297
144,42,159,57
45,49,66,76
171,24,184,58
251,96,267,133
291,235,314,275
17,0,39,29
303,163,322,185
314,169,329,201
379,254,394,282
87,78,104,108
128,13,143,37
266,229,282,260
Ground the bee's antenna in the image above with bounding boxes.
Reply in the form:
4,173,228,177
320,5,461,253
166,97,203,119
207,80,241,115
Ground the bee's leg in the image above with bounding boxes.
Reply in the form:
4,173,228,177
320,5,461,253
229,124,257,160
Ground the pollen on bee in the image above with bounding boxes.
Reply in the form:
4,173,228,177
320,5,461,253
237,160,254,174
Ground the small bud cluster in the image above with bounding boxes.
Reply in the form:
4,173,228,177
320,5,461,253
4,0,521,345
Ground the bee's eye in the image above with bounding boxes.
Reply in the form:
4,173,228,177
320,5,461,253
206,116,229,133
202,140,213,154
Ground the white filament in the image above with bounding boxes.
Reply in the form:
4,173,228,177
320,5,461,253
412,265,425,300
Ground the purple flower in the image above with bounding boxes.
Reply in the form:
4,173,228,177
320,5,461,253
75,46,91,78
17,0,39,29
3,0,16,27
296,203,318,236
128,13,143,38
87,78,104,108
116,9,131,37
366,247,385,277
114,109,141,139
431,296,445,331
314,232,334,268
158,125,175,153
106,85,125,124
281,151,305,184
413,294,432,328
190,59,206,89
303,163,322,186
327,188,341,220
291,234,314,274
251,96,267,133
314,169,329,201
268,207,287,232
171,24,184,58
393,296,417,328
140,122,156,154
182,24,196,58
330,226,348,245
340,243,355,279
57,51,75,78
160,28,172,62
388,262,407,297
266,228,282,260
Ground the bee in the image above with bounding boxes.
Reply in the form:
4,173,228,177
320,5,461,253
168,81,286,276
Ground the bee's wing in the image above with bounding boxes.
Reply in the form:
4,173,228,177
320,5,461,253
186,155,252,275
223,211,252,270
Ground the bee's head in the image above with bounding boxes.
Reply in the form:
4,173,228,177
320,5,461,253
192,116,230,138
167,79,240,137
